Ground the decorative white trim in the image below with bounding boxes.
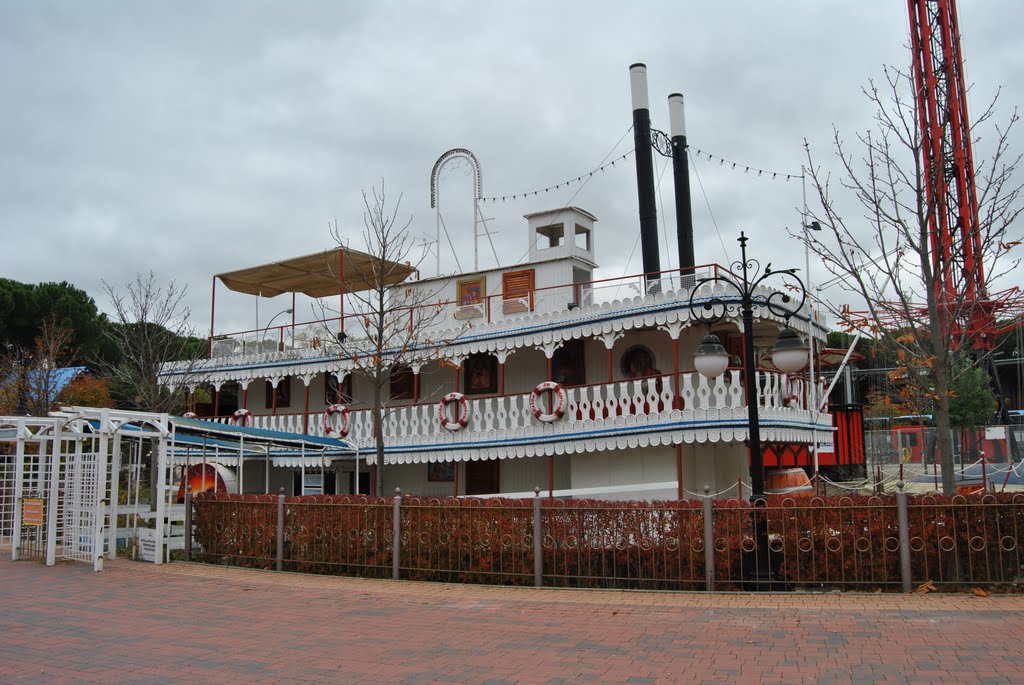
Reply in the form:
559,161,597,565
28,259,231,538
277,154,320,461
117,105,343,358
160,282,822,390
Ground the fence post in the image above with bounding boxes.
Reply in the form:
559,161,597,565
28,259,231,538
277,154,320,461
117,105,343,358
533,487,542,588
896,481,911,592
703,485,715,592
392,487,402,581
184,485,192,562
276,487,285,572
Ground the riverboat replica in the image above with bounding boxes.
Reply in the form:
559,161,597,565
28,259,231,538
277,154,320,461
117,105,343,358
158,65,843,500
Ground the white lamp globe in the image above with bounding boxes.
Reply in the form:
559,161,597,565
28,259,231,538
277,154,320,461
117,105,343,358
693,334,730,378
771,327,809,374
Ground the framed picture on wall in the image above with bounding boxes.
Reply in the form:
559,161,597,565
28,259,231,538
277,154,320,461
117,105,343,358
427,462,455,482
325,373,353,405
455,276,486,319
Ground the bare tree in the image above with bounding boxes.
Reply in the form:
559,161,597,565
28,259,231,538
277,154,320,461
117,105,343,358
98,271,202,413
798,66,1023,493
1,318,75,416
324,183,451,496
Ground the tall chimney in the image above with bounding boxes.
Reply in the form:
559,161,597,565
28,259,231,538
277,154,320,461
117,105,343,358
630,63,660,289
668,93,695,277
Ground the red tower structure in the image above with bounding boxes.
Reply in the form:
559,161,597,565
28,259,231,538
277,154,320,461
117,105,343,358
902,0,1024,421
906,0,1022,354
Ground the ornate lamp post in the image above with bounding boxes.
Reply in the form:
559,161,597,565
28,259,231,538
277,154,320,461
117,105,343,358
688,232,810,498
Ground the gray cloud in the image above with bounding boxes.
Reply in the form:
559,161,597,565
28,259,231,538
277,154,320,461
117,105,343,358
2,1,1021,335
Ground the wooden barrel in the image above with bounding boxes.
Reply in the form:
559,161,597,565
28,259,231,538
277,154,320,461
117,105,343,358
764,468,814,497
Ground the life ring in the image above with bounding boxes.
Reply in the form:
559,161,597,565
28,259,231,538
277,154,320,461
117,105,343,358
183,411,197,419
531,381,566,422
323,404,350,438
782,394,799,408
438,392,469,431
233,408,252,427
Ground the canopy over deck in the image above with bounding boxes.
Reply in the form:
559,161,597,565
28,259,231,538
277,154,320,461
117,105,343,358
216,246,416,298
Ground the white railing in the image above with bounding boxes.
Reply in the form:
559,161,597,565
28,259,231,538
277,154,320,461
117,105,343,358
212,370,826,451
205,266,728,359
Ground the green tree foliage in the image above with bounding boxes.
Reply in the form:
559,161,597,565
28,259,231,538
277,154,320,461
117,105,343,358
0,278,37,348
0,278,110,365
949,365,996,428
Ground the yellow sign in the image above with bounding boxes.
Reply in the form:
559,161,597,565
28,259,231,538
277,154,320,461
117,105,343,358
22,498,44,527
900,447,912,464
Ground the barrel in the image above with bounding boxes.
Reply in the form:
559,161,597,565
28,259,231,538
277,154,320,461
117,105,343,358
955,482,985,496
764,468,814,497
176,463,238,502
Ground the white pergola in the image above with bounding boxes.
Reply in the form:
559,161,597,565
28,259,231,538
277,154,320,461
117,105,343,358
0,407,358,570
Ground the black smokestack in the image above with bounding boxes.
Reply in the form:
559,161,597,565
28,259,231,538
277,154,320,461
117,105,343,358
630,63,660,288
668,93,695,277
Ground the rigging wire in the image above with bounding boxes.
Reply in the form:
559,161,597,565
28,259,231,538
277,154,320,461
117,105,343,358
480,127,637,303
653,149,674,276
689,153,732,266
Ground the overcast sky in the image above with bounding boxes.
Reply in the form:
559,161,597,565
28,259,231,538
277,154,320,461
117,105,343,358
3,1,1023,336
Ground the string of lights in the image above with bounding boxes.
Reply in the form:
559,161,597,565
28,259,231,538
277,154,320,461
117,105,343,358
479,150,634,203
687,145,804,181
480,142,802,204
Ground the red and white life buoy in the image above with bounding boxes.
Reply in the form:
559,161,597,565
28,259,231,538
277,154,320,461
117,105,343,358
438,392,469,431
782,394,799,408
183,411,197,419
233,408,252,427
323,404,350,438
530,381,566,422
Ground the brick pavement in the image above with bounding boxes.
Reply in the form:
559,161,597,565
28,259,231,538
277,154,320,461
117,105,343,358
1,559,1023,684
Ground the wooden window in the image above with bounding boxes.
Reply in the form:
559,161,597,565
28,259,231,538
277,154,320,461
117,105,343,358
325,374,353,405
389,366,415,401
265,377,292,408
502,269,535,314
464,353,498,395
552,340,585,387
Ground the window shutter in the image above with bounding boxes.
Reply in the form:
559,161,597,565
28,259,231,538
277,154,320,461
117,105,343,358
502,269,535,314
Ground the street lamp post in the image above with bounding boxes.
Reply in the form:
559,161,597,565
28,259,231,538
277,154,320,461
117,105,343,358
260,308,294,352
688,232,810,498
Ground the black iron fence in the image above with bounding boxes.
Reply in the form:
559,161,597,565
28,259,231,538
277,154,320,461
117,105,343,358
187,487,1024,592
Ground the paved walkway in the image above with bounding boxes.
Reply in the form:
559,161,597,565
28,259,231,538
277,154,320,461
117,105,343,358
1,559,1023,684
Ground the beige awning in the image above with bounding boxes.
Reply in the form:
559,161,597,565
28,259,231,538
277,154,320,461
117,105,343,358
216,247,416,298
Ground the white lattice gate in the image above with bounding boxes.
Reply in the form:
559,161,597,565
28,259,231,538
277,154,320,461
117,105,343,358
60,444,105,563
1,413,120,571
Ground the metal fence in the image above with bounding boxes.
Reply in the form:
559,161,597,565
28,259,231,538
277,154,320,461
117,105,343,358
188,487,1024,592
